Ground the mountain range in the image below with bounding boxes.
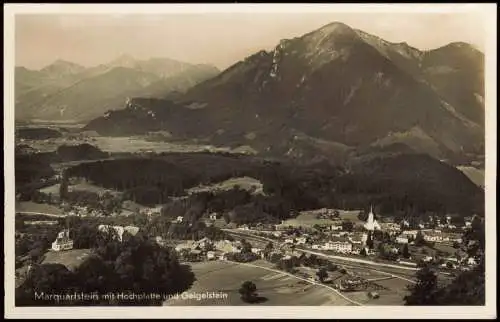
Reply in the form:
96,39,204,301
15,55,220,121
84,22,484,163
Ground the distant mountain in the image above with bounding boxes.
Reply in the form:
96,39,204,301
39,59,87,79
15,56,220,122
86,22,484,162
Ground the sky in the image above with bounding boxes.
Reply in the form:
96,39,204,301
15,12,486,71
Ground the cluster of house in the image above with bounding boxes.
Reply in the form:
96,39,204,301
173,238,265,261
66,205,103,217
139,206,162,218
172,212,223,226
417,253,478,269
394,229,463,244
312,208,340,219
402,215,475,231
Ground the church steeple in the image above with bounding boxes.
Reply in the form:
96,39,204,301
364,204,380,231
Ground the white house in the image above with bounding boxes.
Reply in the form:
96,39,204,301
209,213,218,220
51,230,73,251
296,237,307,245
401,230,419,239
423,256,433,262
424,235,443,243
330,225,343,231
423,231,443,243
207,251,216,260
155,236,166,247
348,233,366,245
395,236,409,244
176,216,184,223
324,239,352,253
467,257,478,266
251,248,263,257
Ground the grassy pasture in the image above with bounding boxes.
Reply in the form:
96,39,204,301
16,201,63,215
42,248,93,271
164,260,354,306
282,210,363,228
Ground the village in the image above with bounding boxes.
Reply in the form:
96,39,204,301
43,203,479,291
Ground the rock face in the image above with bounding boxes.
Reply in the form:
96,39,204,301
85,21,484,161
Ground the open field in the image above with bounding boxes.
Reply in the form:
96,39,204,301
17,135,231,154
298,264,410,305
68,182,122,196
38,184,61,195
164,260,355,306
42,248,93,271
92,136,232,154
187,176,265,196
432,243,458,256
281,210,363,228
16,201,63,216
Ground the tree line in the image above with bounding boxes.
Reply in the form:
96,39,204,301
62,152,483,221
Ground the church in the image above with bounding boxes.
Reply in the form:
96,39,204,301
363,206,381,231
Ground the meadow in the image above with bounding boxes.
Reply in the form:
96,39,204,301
281,210,363,228
164,260,355,306
16,201,63,215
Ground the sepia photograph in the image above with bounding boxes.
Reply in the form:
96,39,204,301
4,3,497,319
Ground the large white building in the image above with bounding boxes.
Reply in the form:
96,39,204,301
51,230,74,251
395,236,409,244
324,238,353,253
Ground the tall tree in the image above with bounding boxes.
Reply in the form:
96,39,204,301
401,244,411,259
59,170,69,202
239,281,258,303
414,230,426,247
404,265,438,305
316,267,328,283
